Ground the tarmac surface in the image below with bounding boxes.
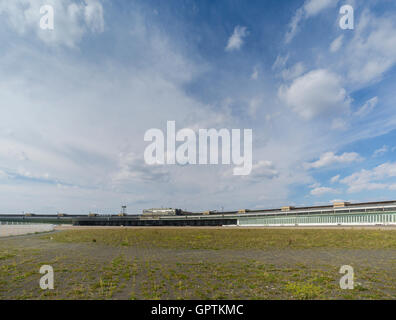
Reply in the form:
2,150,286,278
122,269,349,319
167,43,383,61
0,224,54,237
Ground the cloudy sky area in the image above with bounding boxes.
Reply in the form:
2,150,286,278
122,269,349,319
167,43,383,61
1,0,396,214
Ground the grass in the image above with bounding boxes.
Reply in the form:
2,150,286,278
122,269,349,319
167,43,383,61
42,228,396,250
0,228,394,299
284,281,323,299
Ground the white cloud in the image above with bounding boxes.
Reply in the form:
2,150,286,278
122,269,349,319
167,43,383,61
309,182,320,189
248,97,262,117
330,35,344,53
285,0,339,43
373,145,388,157
84,0,104,33
272,54,289,70
1,7,306,213
0,169,8,179
306,151,362,169
310,186,339,196
227,160,279,183
345,10,396,85
285,8,304,44
281,62,305,80
225,25,248,51
331,118,348,131
278,69,350,120
355,96,378,117
251,66,259,80
249,160,279,180
112,152,170,183
330,174,340,183
0,7,227,211
16,167,51,181
3,1,393,213
0,0,104,47
340,162,396,193
304,0,335,17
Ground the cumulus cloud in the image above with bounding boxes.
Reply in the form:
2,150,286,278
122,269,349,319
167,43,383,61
0,6,228,212
345,10,396,85
2,1,394,213
0,0,104,47
227,160,278,183
340,162,396,193
278,69,350,120
113,152,170,183
310,186,339,196
248,160,279,181
225,25,248,51
306,151,362,169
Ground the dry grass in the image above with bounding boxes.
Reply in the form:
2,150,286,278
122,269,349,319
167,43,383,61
0,228,395,299
43,228,396,250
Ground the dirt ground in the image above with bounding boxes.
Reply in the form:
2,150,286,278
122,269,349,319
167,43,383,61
0,226,395,299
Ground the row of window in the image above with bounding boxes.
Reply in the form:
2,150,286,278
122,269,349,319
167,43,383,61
240,213,396,225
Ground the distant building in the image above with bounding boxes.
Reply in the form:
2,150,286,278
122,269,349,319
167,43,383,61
142,208,181,216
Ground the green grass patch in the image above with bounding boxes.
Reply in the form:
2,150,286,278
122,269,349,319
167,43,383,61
42,228,396,250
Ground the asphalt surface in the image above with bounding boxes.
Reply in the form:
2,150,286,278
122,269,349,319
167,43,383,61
0,224,54,237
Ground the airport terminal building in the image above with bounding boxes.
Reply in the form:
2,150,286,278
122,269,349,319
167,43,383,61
237,201,396,227
73,201,396,226
2,201,396,227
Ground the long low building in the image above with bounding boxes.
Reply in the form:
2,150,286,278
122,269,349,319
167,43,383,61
237,201,396,227
1,201,396,227
66,200,396,226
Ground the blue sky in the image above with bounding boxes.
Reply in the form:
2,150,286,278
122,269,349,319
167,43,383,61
0,0,396,214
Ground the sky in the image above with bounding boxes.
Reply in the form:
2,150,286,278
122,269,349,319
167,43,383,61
1,0,396,214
